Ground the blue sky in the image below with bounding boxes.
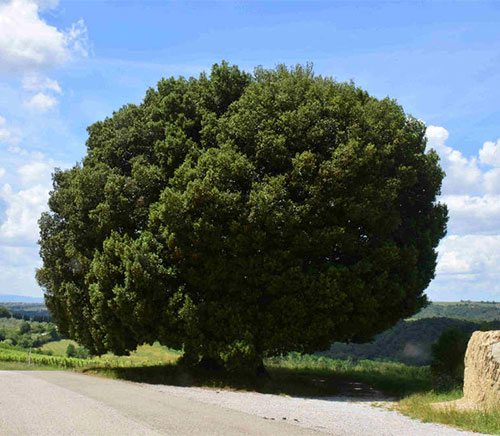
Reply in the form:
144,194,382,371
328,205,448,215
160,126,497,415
0,0,499,301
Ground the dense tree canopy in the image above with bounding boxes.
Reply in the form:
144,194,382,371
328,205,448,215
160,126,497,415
37,62,447,369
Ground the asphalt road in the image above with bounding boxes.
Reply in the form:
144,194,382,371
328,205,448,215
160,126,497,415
0,371,321,436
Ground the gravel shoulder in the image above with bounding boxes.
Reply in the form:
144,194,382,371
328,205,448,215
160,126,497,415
148,383,491,436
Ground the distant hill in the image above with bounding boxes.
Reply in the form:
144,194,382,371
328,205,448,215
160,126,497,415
0,294,44,303
0,302,51,321
411,301,500,322
320,317,494,366
320,301,500,366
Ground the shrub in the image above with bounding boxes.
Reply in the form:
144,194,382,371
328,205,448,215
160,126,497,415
0,306,11,318
66,343,76,357
18,322,31,335
431,327,470,386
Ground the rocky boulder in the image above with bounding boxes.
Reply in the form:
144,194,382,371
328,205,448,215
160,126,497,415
433,330,500,410
461,330,500,408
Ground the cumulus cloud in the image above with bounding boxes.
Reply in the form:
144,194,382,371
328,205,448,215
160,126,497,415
441,194,500,235
428,234,500,301
425,126,500,300
0,0,89,72
0,183,50,243
18,161,51,185
425,126,500,234
0,159,55,246
437,235,500,275
22,72,61,94
479,139,500,167
24,92,58,112
426,125,482,195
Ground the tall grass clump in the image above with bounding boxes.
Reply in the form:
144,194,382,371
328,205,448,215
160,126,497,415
267,352,432,397
398,391,500,435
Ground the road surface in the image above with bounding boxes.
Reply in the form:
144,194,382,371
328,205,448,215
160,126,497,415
0,371,320,436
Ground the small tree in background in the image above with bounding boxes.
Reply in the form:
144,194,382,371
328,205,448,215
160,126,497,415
0,306,11,318
66,343,76,358
18,321,31,335
37,62,447,371
431,327,470,385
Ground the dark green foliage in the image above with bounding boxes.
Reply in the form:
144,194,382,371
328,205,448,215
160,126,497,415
37,62,447,369
0,306,11,318
431,327,470,384
66,343,76,358
0,317,61,349
64,342,90,358
18,321,31,335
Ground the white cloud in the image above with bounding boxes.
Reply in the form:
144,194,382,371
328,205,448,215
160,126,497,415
0,182,50,243
0,0,88,72
18,161,51,186
479,139,500,167
64,19,89,58
437,235,500,275
0,168,5,178
0,157,55,246
0,115,20,143
441,194,500,235
22,72,61,94
24,92,58,112
425,127,500,234
429,234,500,301
425,127,500,301
426,125,482,195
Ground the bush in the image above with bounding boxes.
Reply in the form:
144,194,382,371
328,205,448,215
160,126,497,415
75,346,91,359
431,327,470,386
66,343,76,357
0,306,11,318
18,322,31,335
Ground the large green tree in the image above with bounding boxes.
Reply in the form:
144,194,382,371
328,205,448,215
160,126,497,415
37,62,447,370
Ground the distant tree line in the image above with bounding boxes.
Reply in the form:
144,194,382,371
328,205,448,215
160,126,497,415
412,302,500,322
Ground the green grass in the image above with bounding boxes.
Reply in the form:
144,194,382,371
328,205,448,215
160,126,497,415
40,339,77,356
397,390,500,435
100,343,181,365
0,345,99,368
81,353,430,398
0,360,59,370
270,353,431,397
39,340,180,364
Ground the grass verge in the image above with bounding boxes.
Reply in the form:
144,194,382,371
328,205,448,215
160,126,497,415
397,390,500,435
0,360,59,370
82,354,430,398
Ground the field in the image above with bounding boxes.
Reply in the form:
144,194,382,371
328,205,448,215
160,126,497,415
40,339,181,365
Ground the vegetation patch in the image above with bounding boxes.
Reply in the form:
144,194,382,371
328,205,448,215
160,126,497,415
80,352,431,399
397,391,500,435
